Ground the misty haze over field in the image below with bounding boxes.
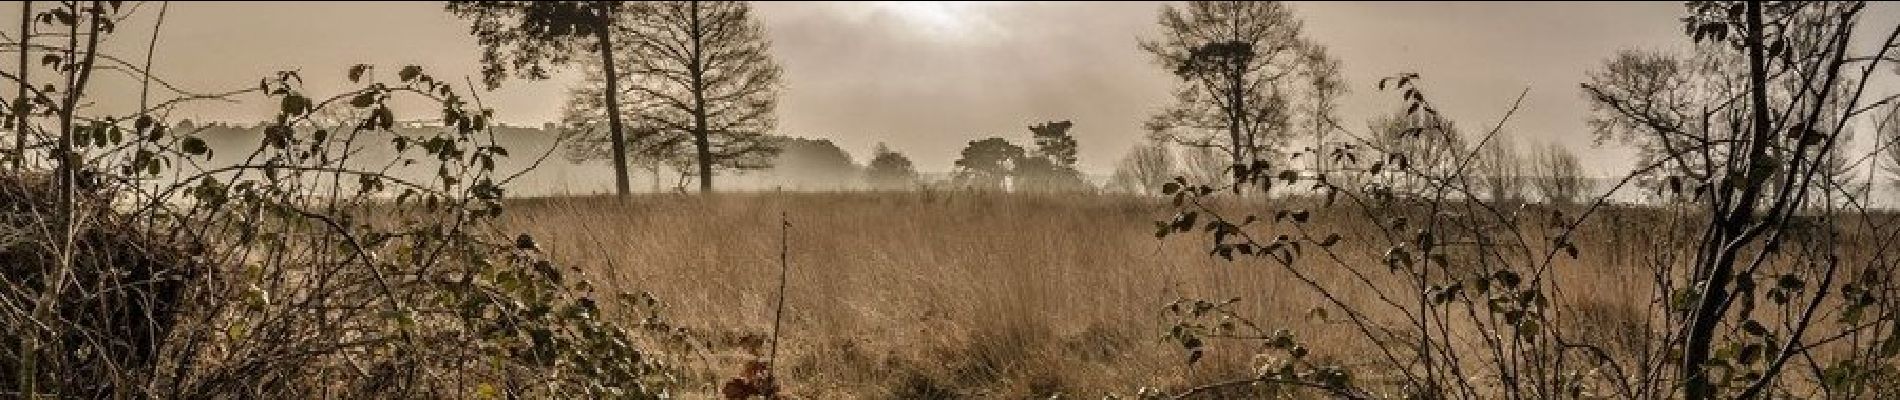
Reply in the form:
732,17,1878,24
26,1,1900,195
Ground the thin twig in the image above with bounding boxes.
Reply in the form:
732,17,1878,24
767,211,790,383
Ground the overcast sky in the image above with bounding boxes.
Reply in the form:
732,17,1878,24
17,1,1894,179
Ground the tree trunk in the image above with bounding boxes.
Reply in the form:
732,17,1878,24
689,0,714,193
595,3,632,199
1227,64,1246,195
649,164,662,192
13,0,27,170
1682,3,1768,398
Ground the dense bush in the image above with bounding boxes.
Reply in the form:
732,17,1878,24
0,4,684,395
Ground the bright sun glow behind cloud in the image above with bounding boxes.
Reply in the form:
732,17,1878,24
864,1,1009,41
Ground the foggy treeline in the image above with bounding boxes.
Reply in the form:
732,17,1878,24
174,117,1668,201
181,120,879,194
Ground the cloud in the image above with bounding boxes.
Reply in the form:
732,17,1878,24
755,1,1174,174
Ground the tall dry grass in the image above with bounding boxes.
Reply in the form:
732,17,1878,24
497,191,1765,398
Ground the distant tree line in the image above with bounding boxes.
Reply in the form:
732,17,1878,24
949,120,1094,193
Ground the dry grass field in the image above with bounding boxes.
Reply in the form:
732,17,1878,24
498,191,1705,398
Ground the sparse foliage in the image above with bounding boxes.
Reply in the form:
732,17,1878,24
1529,141,1589,205
0,4,684,396
1146,2,1900,399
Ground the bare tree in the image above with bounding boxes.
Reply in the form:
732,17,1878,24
1140,1,1334,191
1583,2,1897,396
1366,110,1465,197
1110,139,1176,195
602,0,783,193
558,59,693,193
1879,102,1900,190
1473,130,1525,203
1581,49,1705,184
1178,143,1232,189
1301,45,1346,177
1528,141,1587,205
